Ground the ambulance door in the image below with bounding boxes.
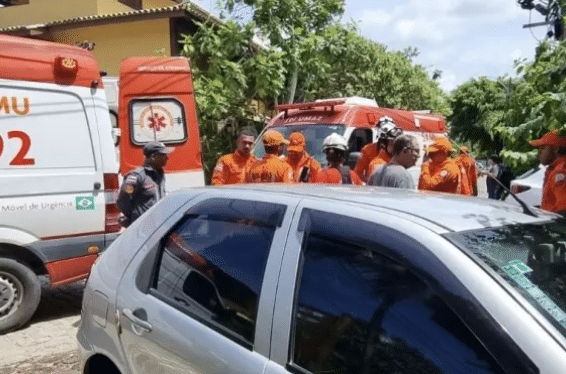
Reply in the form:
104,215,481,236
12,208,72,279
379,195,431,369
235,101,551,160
0,80,105,244
118,57,205,191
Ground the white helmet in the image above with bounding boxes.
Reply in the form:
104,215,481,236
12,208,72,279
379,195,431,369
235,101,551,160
322,133,348,152
376,116,402,144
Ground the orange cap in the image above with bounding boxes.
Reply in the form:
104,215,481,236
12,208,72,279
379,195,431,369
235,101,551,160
530,130,566,147
426,137,453,154
459,145,469,154
263,130,289,146
287,132,306,152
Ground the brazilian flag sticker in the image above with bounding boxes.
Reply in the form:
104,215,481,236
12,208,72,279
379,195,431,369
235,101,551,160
75,196,95,211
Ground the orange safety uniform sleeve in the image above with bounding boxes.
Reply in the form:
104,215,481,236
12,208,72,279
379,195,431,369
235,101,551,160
418,160,461,193
307,158,322,182
211,155,230,185
541,157,566,213
354,143,379,181
467,157,478,196
350,170,363,185
455,157,472,196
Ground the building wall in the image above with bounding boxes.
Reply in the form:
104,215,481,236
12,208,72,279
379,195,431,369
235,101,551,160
96,0,137,14
143,0,177,9
0,0,178,28
0,0,97,27
51,18,171,76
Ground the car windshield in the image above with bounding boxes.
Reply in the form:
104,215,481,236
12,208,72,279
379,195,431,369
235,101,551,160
253,124,345,166
444,219,566,339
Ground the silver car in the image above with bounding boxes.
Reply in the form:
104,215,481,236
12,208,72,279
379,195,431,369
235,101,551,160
78,185,566,374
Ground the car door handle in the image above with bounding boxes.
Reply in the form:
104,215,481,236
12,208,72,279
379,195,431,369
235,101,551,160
122,308,153,333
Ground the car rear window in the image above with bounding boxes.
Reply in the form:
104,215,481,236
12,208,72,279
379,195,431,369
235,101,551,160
444,219,566,339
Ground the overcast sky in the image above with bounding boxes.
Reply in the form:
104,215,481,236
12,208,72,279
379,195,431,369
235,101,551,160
343,0,552,92
202,0,550,93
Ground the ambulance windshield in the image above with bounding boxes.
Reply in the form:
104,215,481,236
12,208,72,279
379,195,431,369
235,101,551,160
254,124,345,166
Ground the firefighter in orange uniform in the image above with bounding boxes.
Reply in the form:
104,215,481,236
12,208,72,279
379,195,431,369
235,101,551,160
418,137,462,194
211,129,257,185
354,116,402,181
246,130,293,183
455,146,478,196
530,129,566,214
315,133,363,185
283,132,321,182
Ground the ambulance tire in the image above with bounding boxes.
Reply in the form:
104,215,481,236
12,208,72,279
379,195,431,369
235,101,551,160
0,258,41,334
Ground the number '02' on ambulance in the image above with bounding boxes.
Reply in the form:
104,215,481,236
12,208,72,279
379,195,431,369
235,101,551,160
0,35,122,333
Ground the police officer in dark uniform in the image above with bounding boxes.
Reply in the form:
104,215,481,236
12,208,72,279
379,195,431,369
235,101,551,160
117,141,171,227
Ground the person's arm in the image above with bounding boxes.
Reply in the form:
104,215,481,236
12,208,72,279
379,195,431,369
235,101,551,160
116,172,139,221
353,146,371,181
211,156,227,185
308,159,321,182
282,164,294,183
350,170,364,185
470,161,478,196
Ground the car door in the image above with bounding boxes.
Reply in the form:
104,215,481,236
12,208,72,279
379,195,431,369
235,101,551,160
115,193,296,374
265,201,539,374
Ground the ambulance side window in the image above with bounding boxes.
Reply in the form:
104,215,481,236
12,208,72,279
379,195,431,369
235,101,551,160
349,129,372,152
129,98,187,145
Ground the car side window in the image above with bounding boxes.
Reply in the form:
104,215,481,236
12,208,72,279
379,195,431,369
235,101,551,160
150,198,285,348
290,213,505,374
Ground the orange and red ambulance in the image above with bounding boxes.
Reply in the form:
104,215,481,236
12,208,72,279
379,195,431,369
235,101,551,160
254,97,447,183
0,35,203,332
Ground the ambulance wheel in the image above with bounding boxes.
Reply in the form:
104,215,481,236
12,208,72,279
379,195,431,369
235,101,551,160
0,259,41,334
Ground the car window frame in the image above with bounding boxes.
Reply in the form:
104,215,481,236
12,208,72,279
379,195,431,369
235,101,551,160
269,201,538,374
130,191,300,356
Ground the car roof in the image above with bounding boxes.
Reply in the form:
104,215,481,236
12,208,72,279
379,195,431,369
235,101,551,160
178,184,556,232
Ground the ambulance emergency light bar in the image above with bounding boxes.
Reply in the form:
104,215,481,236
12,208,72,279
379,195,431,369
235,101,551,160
276,99,346,119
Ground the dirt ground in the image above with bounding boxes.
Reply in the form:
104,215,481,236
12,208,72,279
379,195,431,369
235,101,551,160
0,281,84,374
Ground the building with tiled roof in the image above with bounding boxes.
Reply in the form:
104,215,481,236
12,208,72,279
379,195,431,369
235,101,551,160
0,0,221,76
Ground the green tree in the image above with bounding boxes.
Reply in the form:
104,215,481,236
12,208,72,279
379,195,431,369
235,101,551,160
180,20,286,181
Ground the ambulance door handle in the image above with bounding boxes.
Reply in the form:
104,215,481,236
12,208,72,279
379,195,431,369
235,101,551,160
94,182,101,190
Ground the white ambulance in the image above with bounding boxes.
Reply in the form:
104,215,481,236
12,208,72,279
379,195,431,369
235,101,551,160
0,36,204,333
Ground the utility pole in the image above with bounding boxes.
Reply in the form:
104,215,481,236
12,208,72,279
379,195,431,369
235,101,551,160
518,0,564,40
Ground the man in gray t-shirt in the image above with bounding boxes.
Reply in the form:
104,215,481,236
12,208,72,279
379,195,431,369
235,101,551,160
368,134,419,189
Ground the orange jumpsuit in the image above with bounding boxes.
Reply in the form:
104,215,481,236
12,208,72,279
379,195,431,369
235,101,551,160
315,167,363,185
245,154,293,183
367,151,393,178
418,158,461,193
354,143,380,181
211,151,257,185
541,155,566,213
456,153,478,195
283,153,321,182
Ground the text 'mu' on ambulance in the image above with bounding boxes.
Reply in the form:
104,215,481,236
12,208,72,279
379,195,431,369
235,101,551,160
253,97,447,183
0,35,203,333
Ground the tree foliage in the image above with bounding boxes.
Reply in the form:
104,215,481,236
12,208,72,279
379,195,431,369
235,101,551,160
180,1,449,180
180,20,285,181
449,38,566,173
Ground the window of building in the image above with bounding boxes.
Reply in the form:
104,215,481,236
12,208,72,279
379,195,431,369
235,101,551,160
150,198,286,348
0,1,30,7
118,0,141,9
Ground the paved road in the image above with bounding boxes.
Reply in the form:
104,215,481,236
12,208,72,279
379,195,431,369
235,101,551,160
0,281,84,373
